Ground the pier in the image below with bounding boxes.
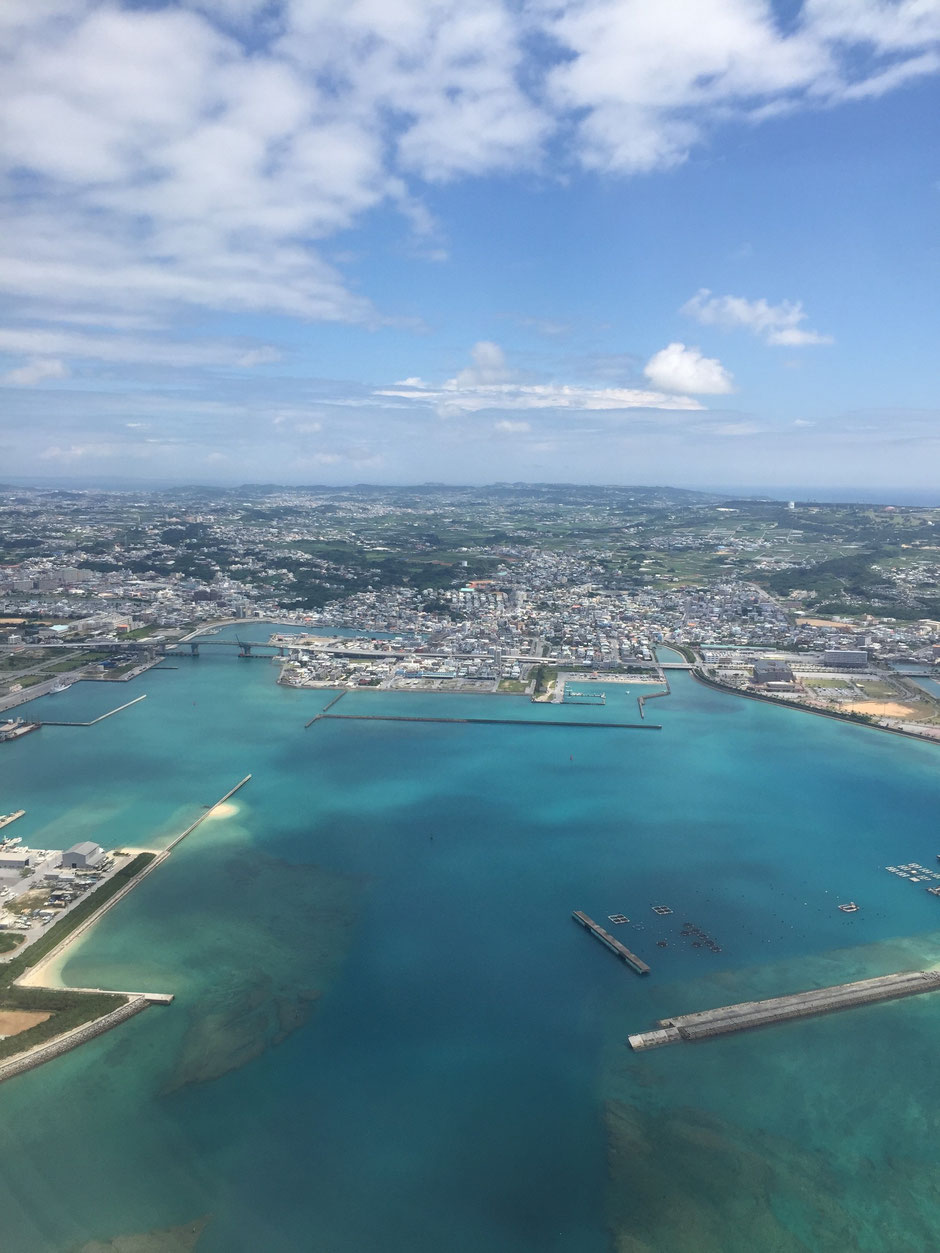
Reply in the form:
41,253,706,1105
563,688,606,705
19,774,250,979
310,713,660,730
0,810,25,831
572,911,651,974
628,969,940,1050
638,672,671,719
305,691,346,728
0,996,156,1086
0,775,252,1086
39,693,147,727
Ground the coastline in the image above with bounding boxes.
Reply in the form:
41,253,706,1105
17,933,89,990
0,776,251,1084
688,667,940,747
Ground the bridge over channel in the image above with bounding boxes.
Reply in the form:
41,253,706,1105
167,638,288,657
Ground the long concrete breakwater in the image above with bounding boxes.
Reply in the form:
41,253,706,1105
0,775,252,1086
573,911,650,974
17,772,252,995
39,693,148,727
637,672,671,719
163,773,252,853
0,996,153,1084
629,969,940,1050
311,713,661,730
304,691,346,728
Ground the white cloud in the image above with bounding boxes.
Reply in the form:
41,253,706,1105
39,441,155,461
540,0,940,173
768,327,833,347
380,342,705,414
236,347,283,367
0,0,555,350
0,357,68,386
494,419,531,434
454,341,515,387
643,342,735,395
0,0,935,352
380,380,703,414
682,289,833,346
694,420,763,437
0,327,281,368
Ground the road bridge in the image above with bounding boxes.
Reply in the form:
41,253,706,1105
167,638,286,657
0,640,160,653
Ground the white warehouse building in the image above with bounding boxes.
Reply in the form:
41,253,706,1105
60,841,105,870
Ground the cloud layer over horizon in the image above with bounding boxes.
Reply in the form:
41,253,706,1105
0,0,938,486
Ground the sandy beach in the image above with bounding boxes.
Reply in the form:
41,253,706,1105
16,942,78,990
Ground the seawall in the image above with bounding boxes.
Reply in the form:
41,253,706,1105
629,969,940,1051
0,996,151,1083
689,668,940,747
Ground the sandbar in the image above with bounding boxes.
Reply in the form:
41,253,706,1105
202,800,239,820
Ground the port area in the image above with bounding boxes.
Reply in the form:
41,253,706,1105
0,718,41,742
0,775,251,1084
0,845,129,953
628,969,940,1051
35,693,148,729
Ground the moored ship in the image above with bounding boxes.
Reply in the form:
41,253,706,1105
0,718,41,743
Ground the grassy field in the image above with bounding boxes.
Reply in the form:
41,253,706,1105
0,650,69,674
497,679,528,692
857,680,905,699
1,673,47,692
121,625,164,640
44,652,109,674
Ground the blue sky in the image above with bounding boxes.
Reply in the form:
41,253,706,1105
0,0,938,490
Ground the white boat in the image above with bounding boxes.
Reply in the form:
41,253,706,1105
50,681,72,694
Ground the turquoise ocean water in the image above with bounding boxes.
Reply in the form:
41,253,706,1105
1,629,940,1251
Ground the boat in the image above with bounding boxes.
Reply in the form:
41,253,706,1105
838,902,859,913
0,719,41,743
49,681,72,694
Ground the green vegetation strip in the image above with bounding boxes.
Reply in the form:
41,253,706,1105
0,988,124,1061
0,854,155,1060
532,665,558,695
